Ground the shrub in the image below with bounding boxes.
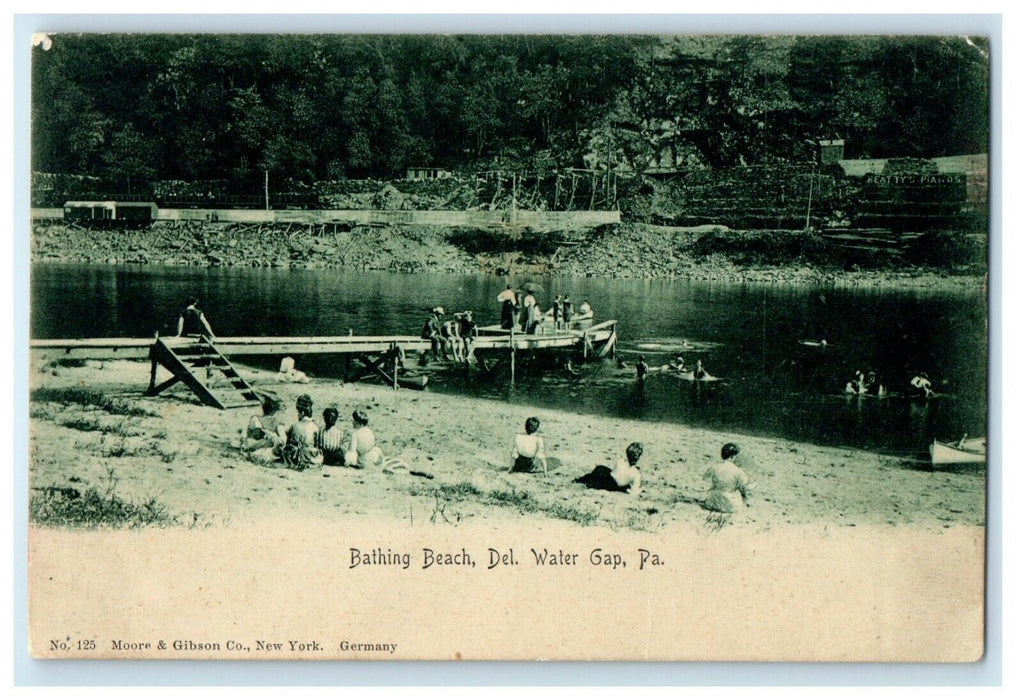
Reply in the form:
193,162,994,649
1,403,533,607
30,471,178,529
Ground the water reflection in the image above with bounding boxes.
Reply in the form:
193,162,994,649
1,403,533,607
31,263,987,455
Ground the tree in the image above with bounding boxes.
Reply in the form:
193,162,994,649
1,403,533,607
101,124,157,194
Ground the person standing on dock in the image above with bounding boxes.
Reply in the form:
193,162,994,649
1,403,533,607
552,295,564,330
522,286,538,334
562,296,573,329
498,284,517,330
176,298,215,339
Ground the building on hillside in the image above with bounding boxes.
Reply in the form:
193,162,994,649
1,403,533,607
816,139,846,164
64,200,158,225
406,167,453,181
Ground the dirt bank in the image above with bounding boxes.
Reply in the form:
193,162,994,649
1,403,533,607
28,358,985,532
30,221,986,289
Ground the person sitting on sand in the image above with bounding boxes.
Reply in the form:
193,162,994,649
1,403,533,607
702,443,753,514
345,408,385,469
509,416,548,476
574,442,643,496
910,372,935,398
317,405,347,466
244,394,287,465
282,394,323,470
176,297,215,339
670,355,688,372
277,356,310,384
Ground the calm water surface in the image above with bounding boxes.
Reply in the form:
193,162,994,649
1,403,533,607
31,263,988,457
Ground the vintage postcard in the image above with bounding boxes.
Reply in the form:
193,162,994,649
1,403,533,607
25,31,989,662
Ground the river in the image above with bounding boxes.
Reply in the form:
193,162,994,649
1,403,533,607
30,263,988,457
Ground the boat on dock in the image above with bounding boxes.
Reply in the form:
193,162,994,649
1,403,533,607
930,436,986,467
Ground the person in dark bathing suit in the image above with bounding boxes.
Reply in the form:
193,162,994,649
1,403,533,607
635,355,649,381
177,298,215,338
574,442,643,495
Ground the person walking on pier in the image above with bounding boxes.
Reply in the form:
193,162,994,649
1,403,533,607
176,298,215,339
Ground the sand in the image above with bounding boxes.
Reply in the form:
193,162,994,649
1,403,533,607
26,358,987,661
28,358,985,531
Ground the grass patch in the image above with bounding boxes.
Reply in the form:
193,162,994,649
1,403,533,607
31,387,159,417
422,480,598,527
30,469,178,529
58,415,141,437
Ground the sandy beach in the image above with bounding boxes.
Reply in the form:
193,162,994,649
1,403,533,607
28,357,985,531
26,357,987,661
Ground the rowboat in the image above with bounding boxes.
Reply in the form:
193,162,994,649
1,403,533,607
930,437,986,466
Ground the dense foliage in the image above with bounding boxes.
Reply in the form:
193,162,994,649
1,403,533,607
31,34,989,192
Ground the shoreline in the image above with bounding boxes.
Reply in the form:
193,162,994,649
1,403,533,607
28,358,985,533
30,222,986,291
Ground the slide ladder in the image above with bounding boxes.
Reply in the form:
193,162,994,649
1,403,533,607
146,336,262,410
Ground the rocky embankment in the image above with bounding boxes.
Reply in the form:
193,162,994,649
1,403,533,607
31,221,986,288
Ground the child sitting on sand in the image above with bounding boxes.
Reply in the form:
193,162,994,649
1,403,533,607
574,442,643,496
278,357,310,384
317,405,347,466
243,394,287,465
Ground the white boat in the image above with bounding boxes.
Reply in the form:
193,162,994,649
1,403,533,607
930,437,986,466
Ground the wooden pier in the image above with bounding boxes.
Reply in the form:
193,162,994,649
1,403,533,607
30,321,617,408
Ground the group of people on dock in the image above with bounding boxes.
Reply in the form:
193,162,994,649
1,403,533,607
498,284,593,334
421,307,479,363
243,393,397,471
509,416,754,514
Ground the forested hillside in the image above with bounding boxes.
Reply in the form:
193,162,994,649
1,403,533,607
32,34,989,194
